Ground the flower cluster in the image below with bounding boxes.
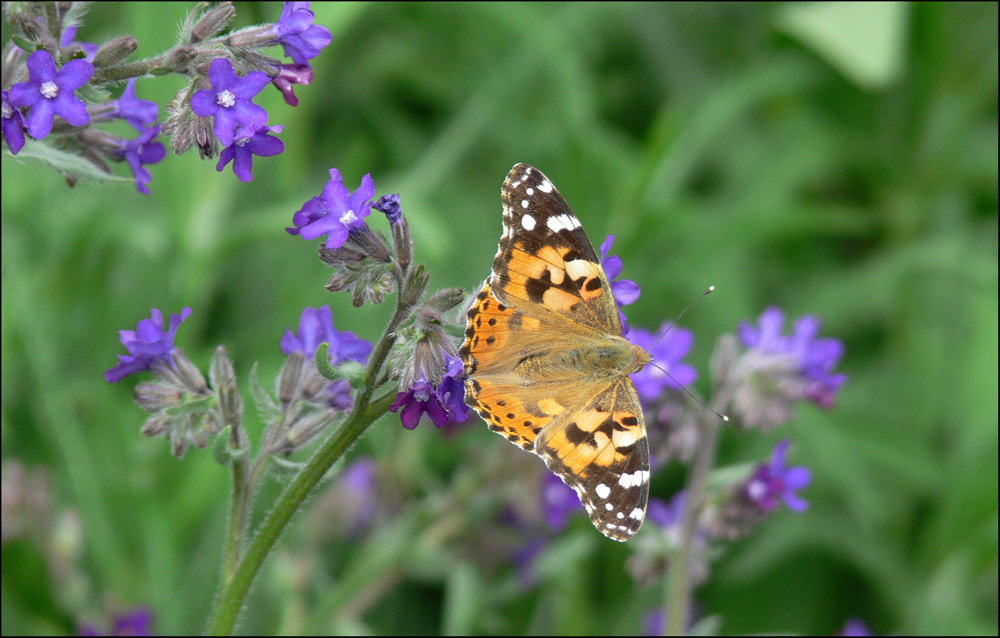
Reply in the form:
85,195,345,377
722,306,847,429
280,304,372,410
2,2,334,191
104,307,192,383
390,356,469,429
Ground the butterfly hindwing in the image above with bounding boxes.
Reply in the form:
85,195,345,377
534,379,650,541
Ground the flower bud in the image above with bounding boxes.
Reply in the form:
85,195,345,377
190,1,236,43
92,36,137,67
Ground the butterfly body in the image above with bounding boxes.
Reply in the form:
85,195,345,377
460,163,651,541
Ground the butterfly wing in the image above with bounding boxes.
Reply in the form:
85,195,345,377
534,378,650,541
490,163,619,335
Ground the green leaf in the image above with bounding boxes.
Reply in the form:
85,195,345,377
212,425,248,466
5,139,131,184
249,362,279,420
777,1,909,88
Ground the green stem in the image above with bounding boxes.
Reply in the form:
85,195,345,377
205,389,397,635
665,389,733,636
222,432,250,583
206,270,415,635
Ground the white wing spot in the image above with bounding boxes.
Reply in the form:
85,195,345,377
605,503,614,511
629,507,645,520
618,473,633,489
616,512,625,519
595,483,611,499
521,199,529,209
521,214,536,231
526,187,534,195
537,179,553,193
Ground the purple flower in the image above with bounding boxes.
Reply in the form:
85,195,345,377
541,473,583,531
840,618,873,636
287,168,375,250
282,305,371,410
273,2,333,66
628,321,697,402
216,125,284,182
190,58,270,146
9,50,93,139
61,24,99,61
113,125,166,195
374,193,402,224
105,307,192,383
390,356,468,430
599,236,641,333
271,63,313,106
644,609,666,636
647,491,687,529
390,378,448,429
79,607,153,636
741,440,811,512
110,79,158,131
511,536,547,587
280,305,371,364
435,356,469,423
336,457,377,535
738,306,846,409
2,89,26,154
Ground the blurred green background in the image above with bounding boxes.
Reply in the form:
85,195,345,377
2,2,996,635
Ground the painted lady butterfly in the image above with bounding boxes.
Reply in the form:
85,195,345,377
460,163,651,541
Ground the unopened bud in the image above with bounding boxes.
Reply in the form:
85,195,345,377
392,216,413,270
92,35,137,67
190,1,235,43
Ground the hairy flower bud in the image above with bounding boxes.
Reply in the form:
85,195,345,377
190,1,236,43
92,35,137,68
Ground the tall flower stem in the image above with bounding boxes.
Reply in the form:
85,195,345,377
222,437,249,584
205,270,416,635
665,387,734,636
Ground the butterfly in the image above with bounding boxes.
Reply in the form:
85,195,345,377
459,163,652,541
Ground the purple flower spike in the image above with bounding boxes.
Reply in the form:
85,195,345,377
287,168,375,250
599,235,641,333
274,2,333,66
2,90,27,154
541,473,583,531
628,321,697,402
272,63,313,106
190,58,270,146
741,440,812,512
111,78,158,131
105,307,192,383
114,124,166,195
9,50,93,139
216,125,284,182
281,305,371,364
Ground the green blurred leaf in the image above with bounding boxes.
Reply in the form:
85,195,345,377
777,1,909,88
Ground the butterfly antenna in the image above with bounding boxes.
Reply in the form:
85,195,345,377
651,286,715,348
647,361,729,422
646,286,727,422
